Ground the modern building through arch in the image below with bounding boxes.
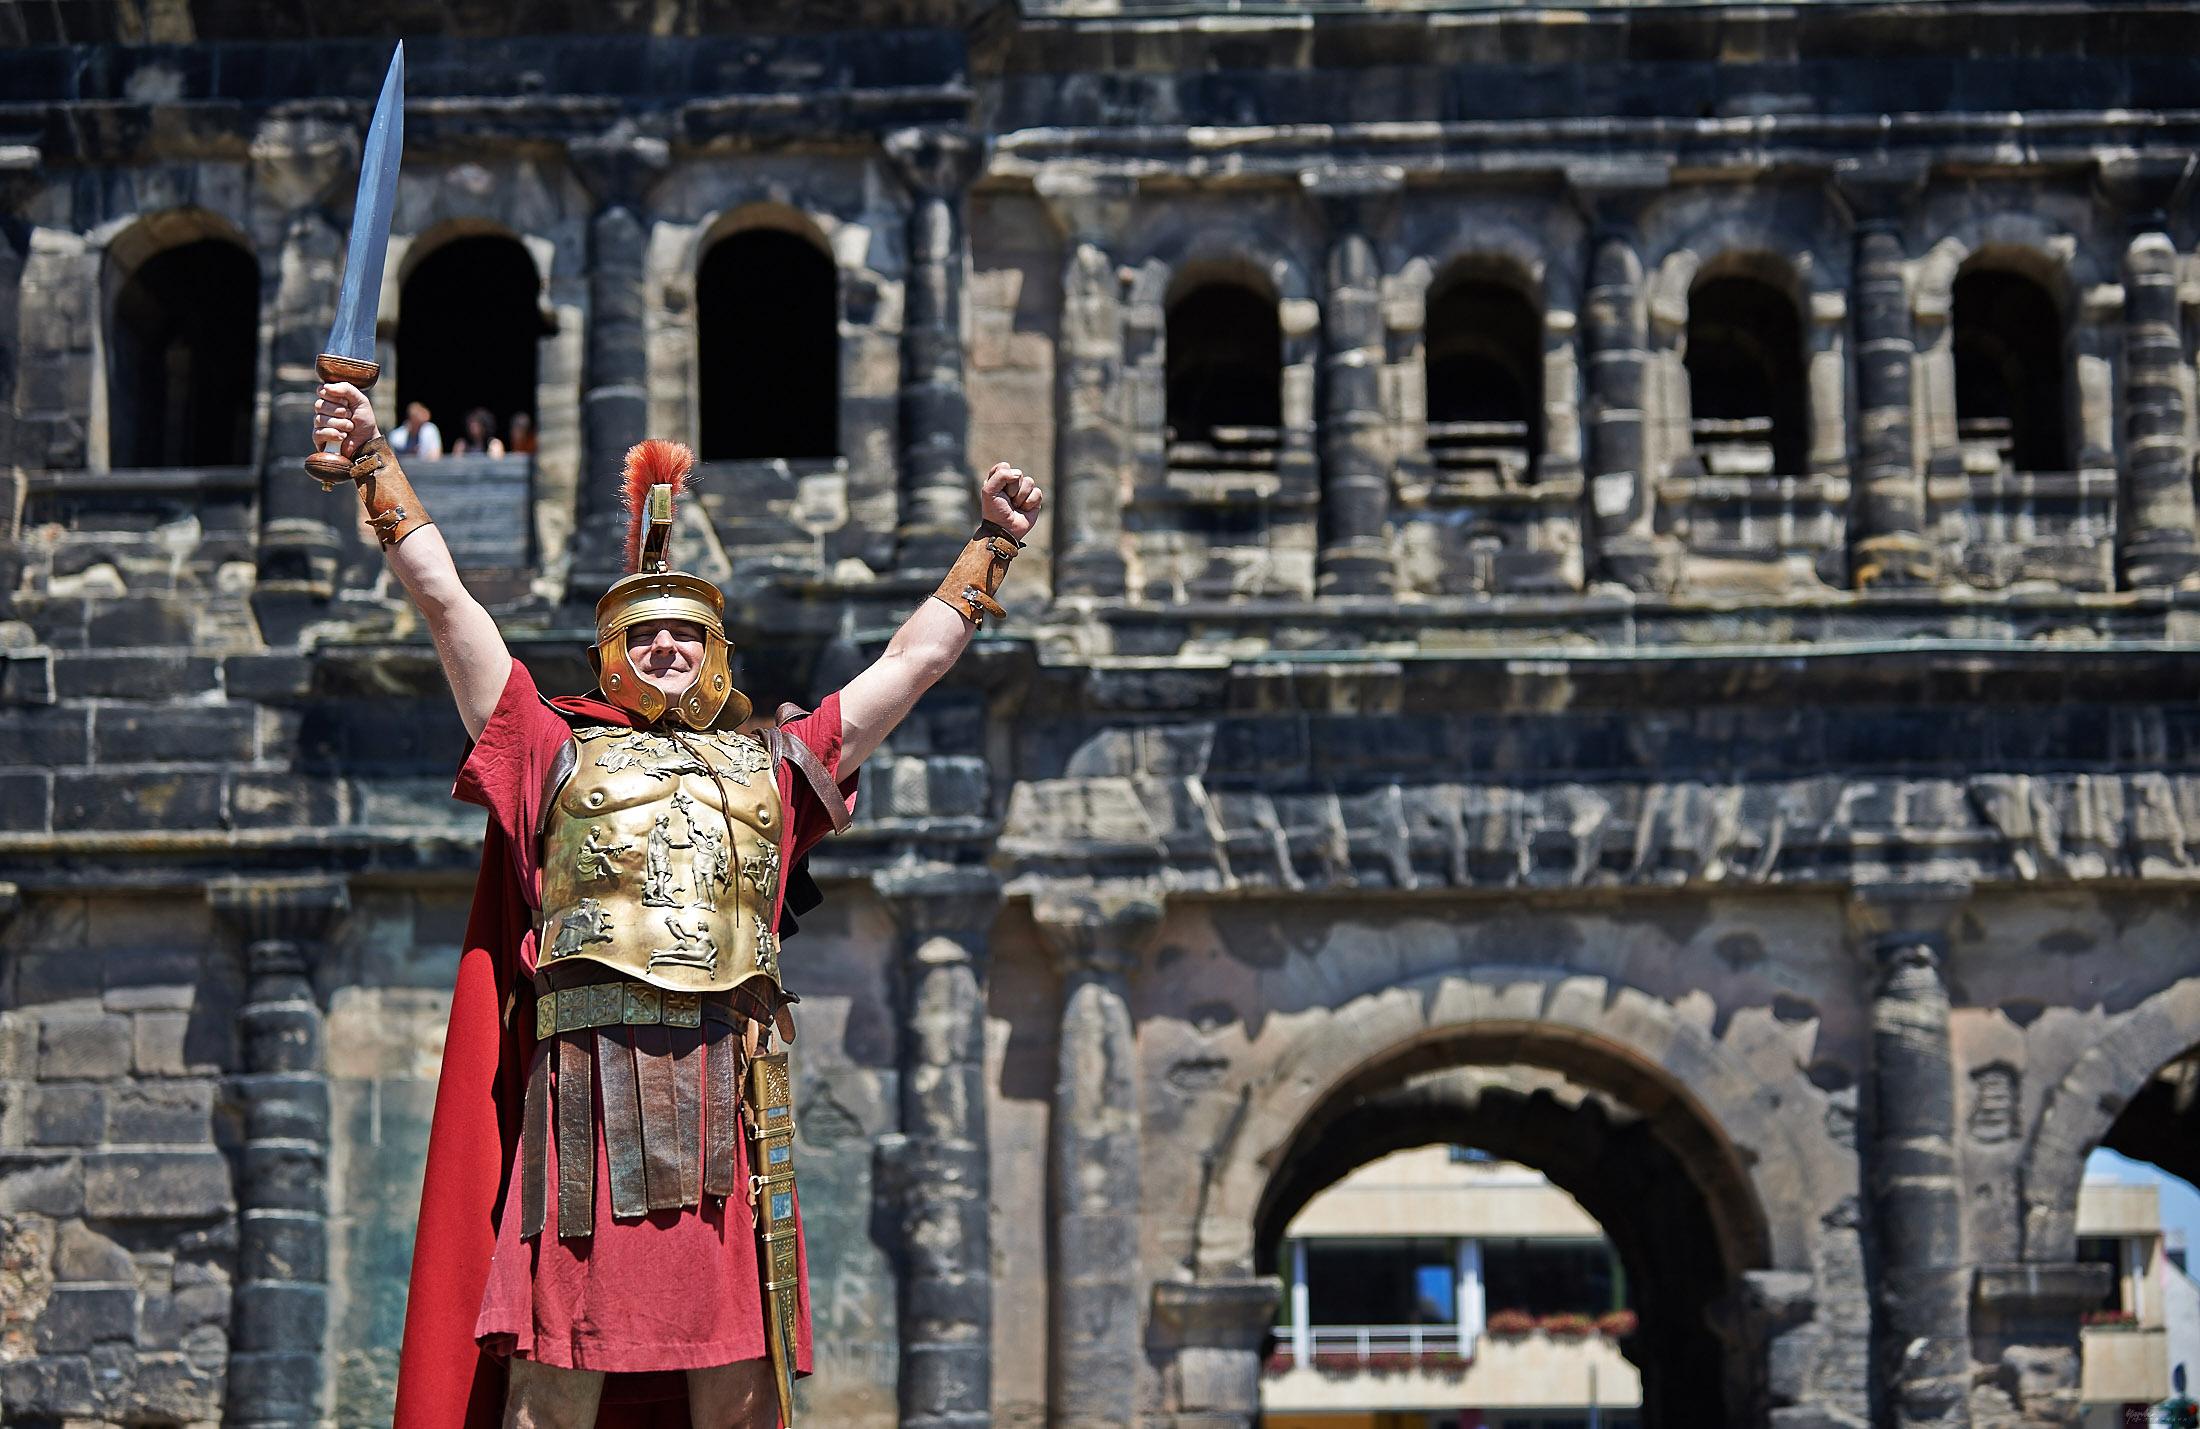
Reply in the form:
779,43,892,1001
1263,1143,1641,1429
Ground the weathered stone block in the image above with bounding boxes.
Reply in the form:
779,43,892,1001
51,654,219,700
106,1081,214,1144
39,1014,131,1080
53,1220,134,1283
92,703,255,764
0,706,89,766
133,1010,225,1077
0,1354,97,1416
29,1083,106,1146
83,1151,233,1220
0,770,50,830
34,1282,136,1352
125,1350,224,1424
0,1152,84,1216
54,770,224,831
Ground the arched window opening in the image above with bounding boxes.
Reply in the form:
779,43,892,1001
396,234,545,459
1683,274,1808,479
1166,279,1281,476
108,238,259,468
697,228,838,462
1953,267,2067,475
1424,273,1542,484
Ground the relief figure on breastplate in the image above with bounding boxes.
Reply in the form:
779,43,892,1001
651,915,719,975
575,825,632,882
740,843,780,900
691,821,732,911
641,800,692,908
547,898,615,961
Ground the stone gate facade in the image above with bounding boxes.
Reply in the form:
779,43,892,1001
4,2,2200,1426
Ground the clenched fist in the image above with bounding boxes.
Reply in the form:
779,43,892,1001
313,383,380,459
979,462,1042,542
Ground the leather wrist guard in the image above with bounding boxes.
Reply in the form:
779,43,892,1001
930,521,1023,627
350,435,433,549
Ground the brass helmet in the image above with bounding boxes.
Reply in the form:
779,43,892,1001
590,440,749,730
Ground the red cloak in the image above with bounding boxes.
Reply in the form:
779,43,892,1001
391,661,853,1429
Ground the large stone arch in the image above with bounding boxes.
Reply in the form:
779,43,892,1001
1199,969,1812,1277
2020,974,2200,1262
1176,967,1841,1427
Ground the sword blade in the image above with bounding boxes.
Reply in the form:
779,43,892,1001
323,42,405,363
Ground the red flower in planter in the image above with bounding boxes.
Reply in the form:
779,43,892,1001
1539,1312,1595,1338
1485,1309,1536,1336
1596,1309,1640,1337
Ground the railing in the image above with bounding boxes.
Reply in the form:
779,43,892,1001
1274,1324,1478,1372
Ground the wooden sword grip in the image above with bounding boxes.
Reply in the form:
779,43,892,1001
303,353,382,488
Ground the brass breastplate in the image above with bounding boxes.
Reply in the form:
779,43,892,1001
538,725,784,997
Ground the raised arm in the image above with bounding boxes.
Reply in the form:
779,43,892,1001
313,383,513,741
838,462,1042,774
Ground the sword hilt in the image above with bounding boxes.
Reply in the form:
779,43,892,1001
304,353,382,489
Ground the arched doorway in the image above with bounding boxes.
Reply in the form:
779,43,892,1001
395,232,545,456
107,236,259,469
1249,1027,1778,1429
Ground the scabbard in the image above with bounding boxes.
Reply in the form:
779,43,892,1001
748,1050,800,1426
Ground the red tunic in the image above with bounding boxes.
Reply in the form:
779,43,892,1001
392,660,855,1428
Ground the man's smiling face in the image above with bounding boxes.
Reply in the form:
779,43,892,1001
624,618,706,695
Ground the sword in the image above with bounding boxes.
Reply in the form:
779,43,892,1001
303,42,405,489
748,1047,801,1426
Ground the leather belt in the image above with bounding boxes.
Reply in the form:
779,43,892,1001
533,982,708,1039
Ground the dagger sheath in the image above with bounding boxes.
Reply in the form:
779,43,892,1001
749,1049,801,1426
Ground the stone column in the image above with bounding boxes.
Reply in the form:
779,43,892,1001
207,875,349,1429
249,117,358,611
886,127,984,575
1571,165,1679,591
1150,1279,1279,1428
569,129,668,593
1849,882,1971,1429
875,866,1001,1429
1036,171,1134,600
1032,886,1164,1428
1308,171,1401,597
2117,228,2200,586
1839,164,1937,588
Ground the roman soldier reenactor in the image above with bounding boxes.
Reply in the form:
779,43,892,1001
310,379,1039,1428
